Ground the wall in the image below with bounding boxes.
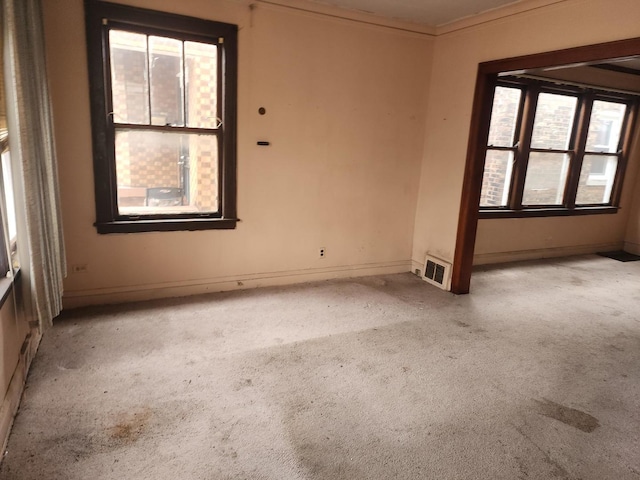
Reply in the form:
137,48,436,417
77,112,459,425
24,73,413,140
42,0,434,307
624,129,640,255
0,293,22,410
411,0,640,270
0,287,32,453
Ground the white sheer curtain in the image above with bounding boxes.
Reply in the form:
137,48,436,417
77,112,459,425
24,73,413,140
2,0,66,329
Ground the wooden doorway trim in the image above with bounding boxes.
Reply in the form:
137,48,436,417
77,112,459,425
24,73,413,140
451,36,640,294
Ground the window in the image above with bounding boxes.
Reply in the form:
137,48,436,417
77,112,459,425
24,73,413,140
85,1,238,233
0,148,17,265
479,78,637,217
0,35,18,280
0,135,12,277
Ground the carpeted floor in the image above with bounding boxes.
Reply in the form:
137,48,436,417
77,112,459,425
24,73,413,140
1,255,639,479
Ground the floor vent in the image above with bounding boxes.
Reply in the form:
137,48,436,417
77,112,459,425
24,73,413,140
422,255,452,291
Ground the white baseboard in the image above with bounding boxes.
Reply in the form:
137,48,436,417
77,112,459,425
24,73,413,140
472,242,623,266
0,328,40,457
63,260,412,308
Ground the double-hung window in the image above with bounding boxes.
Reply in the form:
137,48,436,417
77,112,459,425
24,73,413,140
480,77,637,217
85,1,238,233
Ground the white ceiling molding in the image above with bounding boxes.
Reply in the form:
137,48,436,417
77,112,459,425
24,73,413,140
254,0,436,35
435,0,568,35
253,0,571,36
308,0,523,27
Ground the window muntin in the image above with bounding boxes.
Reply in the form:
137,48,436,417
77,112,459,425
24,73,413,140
480,78,636,216
85,2,237,233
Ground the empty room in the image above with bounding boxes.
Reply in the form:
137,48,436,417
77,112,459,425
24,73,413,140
0,0,639,478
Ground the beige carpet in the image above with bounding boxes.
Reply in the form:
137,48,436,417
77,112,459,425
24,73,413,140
1,255,639,479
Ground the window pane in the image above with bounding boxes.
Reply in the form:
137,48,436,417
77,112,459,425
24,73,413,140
185,42,218,129
575,154,618,205
149,36,184,126
487,86,521,147
109,30,149,124
1,150,16,244
480,150,514,207
115,130,219,215
530,93,577,150
522,152,570,205
585,100,626,153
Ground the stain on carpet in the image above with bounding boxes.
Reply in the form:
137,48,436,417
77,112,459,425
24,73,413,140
108,408,152,444
534,399,599,433
233,378,253,391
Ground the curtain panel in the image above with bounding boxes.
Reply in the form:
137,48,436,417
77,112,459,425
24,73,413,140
2,0,66,328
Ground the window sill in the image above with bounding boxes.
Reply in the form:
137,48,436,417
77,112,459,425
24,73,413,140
479,206,618,219
95,218,238,234
0,267,21,309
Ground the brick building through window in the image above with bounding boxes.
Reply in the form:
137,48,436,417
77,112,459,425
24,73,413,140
85,0,238,233
479,77,636,216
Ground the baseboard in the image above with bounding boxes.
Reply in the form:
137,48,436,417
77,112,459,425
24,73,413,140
623,241,640,255
0,328,41,458
410,259,424,276
63,260,412,308
472,242,623,266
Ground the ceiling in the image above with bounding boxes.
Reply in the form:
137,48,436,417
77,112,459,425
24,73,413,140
505,57,640,94
598,57,640,75
307,0,524,27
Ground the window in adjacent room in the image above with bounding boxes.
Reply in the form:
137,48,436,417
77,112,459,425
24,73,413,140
479,77,637,217
84,1,238,233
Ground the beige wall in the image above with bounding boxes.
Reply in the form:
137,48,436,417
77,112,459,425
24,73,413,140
624,129,640,255
412,0,640,269
45,0,640,304
43,0,434,307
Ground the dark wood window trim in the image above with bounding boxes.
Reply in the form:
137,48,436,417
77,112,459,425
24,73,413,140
479,76,638,219
453,36,640,295
84,1,238,234
0,268,20,310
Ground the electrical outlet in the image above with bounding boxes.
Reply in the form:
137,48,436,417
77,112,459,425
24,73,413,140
71,264,89,274
319,248,326,259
